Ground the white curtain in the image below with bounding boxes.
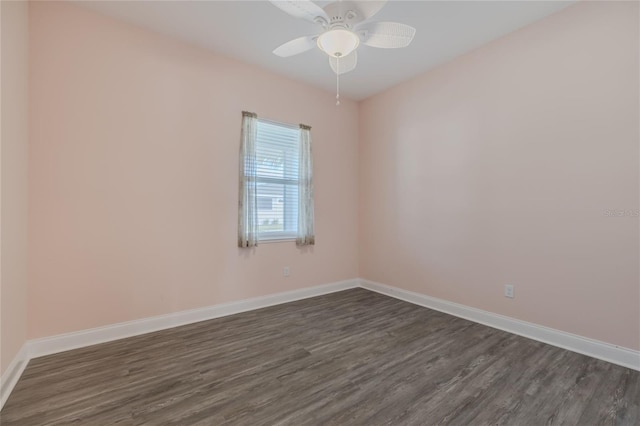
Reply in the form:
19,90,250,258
238,111,258,248
297,124,315,246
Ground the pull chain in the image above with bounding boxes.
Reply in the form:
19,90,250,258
336,56,341,106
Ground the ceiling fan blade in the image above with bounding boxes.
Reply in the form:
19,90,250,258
329,51,357,75
273,35,317,57
270,1,329,24
358,21,416,48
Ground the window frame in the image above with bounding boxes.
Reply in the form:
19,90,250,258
254,118,300,243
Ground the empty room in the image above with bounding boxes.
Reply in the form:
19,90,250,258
1,0,639,424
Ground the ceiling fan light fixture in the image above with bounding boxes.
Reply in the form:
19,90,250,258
317,28,359,58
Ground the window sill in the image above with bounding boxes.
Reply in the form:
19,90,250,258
259,237,296,244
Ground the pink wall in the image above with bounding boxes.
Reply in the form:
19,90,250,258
1,0,29,374
28,2,359,339
359,1,639,351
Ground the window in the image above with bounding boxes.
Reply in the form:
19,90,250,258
255,119,300,241
238,111,314,248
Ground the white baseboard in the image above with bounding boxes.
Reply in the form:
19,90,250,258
1,344,28,410
359,279,640,371
28,279,359,359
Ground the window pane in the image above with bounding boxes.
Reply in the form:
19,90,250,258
255,120,300,240
256,121,299,182
257,182,298,236
257,196,273,211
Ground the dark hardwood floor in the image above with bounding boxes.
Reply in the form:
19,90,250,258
2,288,638,425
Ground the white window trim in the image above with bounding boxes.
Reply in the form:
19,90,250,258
258,117,299,130
255,118,300,243
259,233,297,244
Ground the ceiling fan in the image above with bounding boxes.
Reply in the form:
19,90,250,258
270,0,416,104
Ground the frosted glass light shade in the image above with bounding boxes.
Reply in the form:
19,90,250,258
317,29,359,58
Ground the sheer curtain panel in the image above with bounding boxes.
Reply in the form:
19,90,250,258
297,124,315,246
238,111,258,247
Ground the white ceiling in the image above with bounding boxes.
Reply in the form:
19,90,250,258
76,0,575,101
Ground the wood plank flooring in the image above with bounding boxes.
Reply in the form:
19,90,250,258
2,288,639,425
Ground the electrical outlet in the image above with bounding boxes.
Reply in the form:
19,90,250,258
504,284,514,298
283,267,290,277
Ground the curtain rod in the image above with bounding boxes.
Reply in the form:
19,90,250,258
243,112,311,131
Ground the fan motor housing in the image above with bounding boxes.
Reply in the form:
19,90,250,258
323,2,359,28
